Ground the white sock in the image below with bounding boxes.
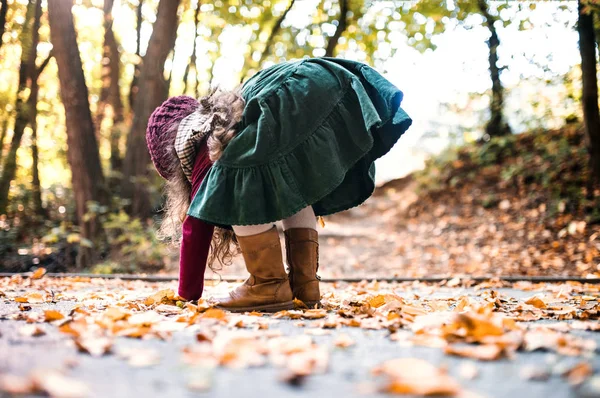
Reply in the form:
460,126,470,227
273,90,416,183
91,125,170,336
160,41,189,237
282,206,317,231
232,223,274,237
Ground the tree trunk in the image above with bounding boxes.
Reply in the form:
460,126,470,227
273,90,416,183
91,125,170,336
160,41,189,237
257,0,295,67
122,0,181,218
578,0,600,187
29,52,52,218
478,0,510,138
0,119,7,164
0,0,8,51
96,0,124,184
183,1,200,95
48,0,107,268
129,0,144,109
325,0,349,57
0,0,40,215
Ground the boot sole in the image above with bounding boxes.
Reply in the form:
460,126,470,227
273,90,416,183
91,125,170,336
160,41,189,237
216,300,294,313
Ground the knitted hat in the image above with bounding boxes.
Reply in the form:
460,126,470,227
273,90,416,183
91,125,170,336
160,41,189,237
146,95,200,180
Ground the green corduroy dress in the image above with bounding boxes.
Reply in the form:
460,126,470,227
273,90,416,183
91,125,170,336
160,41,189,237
187,57,413,226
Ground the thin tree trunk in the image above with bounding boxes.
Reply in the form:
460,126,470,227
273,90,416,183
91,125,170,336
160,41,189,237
97,0,124,182
325,0,348,57
478,0,510,137
183,1,200,95
122,0,181,218
578,0,600,187
0,119,8,164
0,0,40,214
258,0,295,66
0,0,8,52
48,0,107,268
29,52,52,218
129,0,144,109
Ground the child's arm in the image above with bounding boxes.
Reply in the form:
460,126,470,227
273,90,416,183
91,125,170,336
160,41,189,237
177,152,214,300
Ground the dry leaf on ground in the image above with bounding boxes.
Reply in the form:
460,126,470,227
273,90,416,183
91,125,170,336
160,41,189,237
373,358,462,396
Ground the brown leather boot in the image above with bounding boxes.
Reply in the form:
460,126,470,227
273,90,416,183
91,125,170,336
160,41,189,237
215,226,293,313
284,228,321,308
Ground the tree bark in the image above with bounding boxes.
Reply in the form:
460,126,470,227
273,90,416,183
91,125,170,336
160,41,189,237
578,0,600,187
48,0,107,268
96,0,124,182
0,0,8,52
257,0,295,67
182,1,200,95
478,0,510,137
122,0,181,218
0,0,40,214
325,0,349,57
129,0,144,109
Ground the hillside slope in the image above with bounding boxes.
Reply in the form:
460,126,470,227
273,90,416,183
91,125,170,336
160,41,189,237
375,124,600,277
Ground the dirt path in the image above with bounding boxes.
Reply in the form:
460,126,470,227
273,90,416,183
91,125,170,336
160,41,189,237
1,276,599,397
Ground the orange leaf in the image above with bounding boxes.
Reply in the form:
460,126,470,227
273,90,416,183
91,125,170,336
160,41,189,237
31,268,47,280
43,310,64,322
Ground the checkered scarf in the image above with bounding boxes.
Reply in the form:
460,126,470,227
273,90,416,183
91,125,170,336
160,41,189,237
175,109,211,182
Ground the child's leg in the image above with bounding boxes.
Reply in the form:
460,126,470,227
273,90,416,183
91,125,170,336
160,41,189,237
282,206,321,307
232,223,274,236
282,206,317,231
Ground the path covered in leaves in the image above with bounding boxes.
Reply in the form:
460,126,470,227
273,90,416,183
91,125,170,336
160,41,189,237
0,273,599,397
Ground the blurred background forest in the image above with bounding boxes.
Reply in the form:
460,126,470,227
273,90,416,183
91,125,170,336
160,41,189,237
1,0,600,278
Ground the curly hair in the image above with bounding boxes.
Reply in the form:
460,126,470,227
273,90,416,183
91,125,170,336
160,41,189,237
157,88,245,270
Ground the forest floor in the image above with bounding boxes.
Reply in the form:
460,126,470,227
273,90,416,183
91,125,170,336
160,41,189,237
0,275,599,397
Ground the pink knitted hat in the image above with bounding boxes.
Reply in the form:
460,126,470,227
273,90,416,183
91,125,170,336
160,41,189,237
146,95,200,180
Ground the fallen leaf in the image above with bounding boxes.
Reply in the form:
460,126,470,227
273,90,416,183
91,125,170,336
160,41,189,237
75,336,112,357
31,370,90,398
0,374,34,395
562,362,593,385
201,308,228,321
444,344,505,361
14,292,45,304
301,309,327,319
373,358,462,396
31,268,47,280
118,348,160,367
19,325,45,337
127,310,162,326
44,310,65,322
520,366,550,381
293,298,309,309
525,295,547,309
154,304,182,315
197,332,213,342
144,289,178,306
103,307,130,321
334,333,355,348
457,362,479,380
